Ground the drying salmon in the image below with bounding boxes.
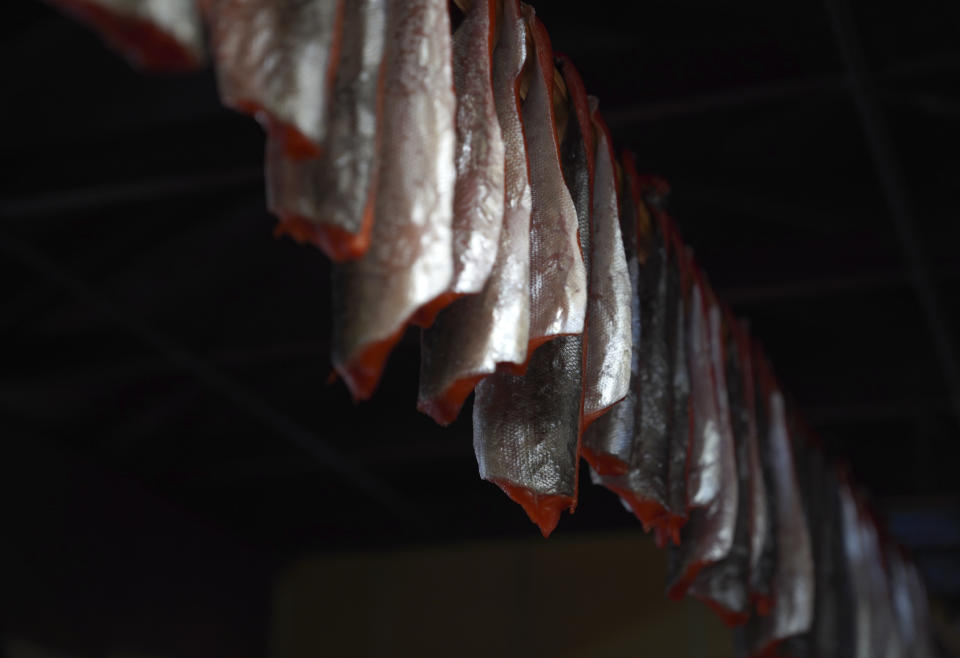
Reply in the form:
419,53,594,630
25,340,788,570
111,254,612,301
663,231,691,542
418,0,531,425
206,0,345,158
266,0,386,261
448,0,506,295
728,322,772,615
687,316,757,627
331,0,456,400
48,0,205,70
521,5,587,347
738,388,814,654
587,158,672,531
581,150,639,479
471,4,586,538
667,289,738,600
472,333,582,537
580,109,631,425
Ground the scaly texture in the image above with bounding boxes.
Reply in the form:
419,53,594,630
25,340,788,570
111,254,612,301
266,0,386,261
471,4,585,538
581,109,631,423
449,0,506,294
417,0,531,425
48,0,205,70
331,0,456,400
207,0,344,157
581,150,639,477
473,335,582,538
521,5,587,345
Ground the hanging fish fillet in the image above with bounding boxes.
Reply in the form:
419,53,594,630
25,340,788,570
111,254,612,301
521,5,587,347
265,0,386,261
206,0,345,158
447,0,506,295
660,202,691,545
580,109,631,425
417,0,531,425
726,321,772,615
587,156,673,531
667,296,738,600
687,316,756,627
580,149,639,478
472,4,586,537
331,0,456,400
48,0,205,70
748,343,778,615
738,387,815,655
556,54,596,268
810,459,855,658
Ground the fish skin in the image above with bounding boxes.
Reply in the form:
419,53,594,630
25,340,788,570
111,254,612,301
749,344,778,612
417,0,531,425
731,322,771,608
520,4,587,344
266,0,386,261
687,320,756,627
471,4,585,537
685,283,725,509
472,334,582,538
581,108,631,424
591,219,671,529
448,0,506,294
581,150,638,477
739,389,815,654
331,0,456,401
207,0,345,157
48,0,205,70
667,297,738,600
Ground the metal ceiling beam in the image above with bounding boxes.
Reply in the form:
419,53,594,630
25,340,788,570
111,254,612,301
605,52,960,128
824,0,960,427
0,230,422,527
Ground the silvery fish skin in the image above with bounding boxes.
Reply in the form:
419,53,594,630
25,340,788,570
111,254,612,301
472,334,582,538
582,155,638,475
740,390,815,654
520,5,587,343
331,0,456,400
49,0,205,70
839,484,873,658
417,0,531,425
471,4,584,539
581,110,631,422
687,323,755,626
265,0,386,261
667,301,738,600
685,284,724,508
448,0,506,294
749,346,777,610
208,0,344,155
591,219,672,529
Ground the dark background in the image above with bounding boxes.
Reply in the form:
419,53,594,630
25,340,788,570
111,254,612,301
2,0,959,655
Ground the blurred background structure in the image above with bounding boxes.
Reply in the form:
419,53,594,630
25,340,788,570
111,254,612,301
2,0,960,656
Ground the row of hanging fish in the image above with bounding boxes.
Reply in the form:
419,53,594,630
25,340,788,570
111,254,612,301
47,0,938,655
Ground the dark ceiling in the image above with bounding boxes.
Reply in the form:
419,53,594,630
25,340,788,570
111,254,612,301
2,0,960,615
